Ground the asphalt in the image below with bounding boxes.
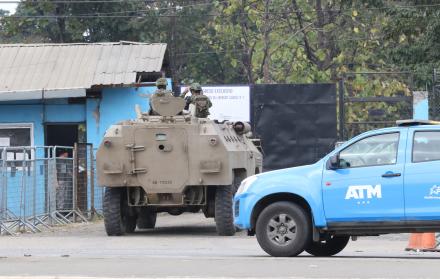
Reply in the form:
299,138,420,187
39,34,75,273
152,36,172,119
0,213,439,279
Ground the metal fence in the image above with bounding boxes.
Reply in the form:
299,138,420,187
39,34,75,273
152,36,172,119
0,145,102,235
431,69,440,121
339,72,413,140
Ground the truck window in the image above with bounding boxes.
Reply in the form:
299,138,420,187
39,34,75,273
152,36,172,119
412,131,440,163
339,133,399,168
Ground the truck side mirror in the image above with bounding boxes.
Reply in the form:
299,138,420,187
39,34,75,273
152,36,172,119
328,154,340,170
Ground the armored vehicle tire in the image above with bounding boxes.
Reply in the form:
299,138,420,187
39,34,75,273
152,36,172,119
103,187,137,236
305,236,350,257
215,186,235,236
137,207,157,229
256,202,311,257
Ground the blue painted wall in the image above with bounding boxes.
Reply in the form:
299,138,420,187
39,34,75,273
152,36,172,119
0,81,170,217
0,105,44,146
413,91,429,120
0,80,171,149
414,100,429,120
86,84,166,148
0,100,86,147
0,100,86,217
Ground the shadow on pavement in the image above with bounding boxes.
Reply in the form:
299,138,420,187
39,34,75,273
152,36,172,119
131,225,220,236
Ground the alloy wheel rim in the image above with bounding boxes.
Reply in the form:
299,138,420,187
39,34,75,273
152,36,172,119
266,213,297,246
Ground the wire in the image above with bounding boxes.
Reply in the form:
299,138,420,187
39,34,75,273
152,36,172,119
176,49,246,56
1,2,439,19
1,0,439,10
0,0,149,3
0,1,227,18
0,0,224,9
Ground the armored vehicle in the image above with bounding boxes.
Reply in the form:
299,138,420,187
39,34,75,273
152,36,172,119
97,94,262,236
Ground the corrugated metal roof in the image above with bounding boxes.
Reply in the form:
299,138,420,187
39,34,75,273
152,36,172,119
0,41,167,94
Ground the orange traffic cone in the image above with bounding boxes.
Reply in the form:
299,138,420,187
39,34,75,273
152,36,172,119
405,233,440,252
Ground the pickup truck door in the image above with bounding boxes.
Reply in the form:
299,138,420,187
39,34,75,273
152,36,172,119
404,129,440,220
322,132,406,223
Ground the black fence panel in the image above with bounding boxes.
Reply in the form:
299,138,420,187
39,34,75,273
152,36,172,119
251,84,337,171
431,69,440,121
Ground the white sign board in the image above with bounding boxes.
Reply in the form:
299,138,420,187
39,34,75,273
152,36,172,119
180,86,250,122
0,137,10,147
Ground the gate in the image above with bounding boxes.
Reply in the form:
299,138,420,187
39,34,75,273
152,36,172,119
251,84,337,171
339,72,413,140
0,145,101,235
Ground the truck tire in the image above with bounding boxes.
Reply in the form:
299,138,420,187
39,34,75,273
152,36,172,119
256,201,311,257
215,186,235,236
137,207,157,229
103,187,137,236
305,235,350,257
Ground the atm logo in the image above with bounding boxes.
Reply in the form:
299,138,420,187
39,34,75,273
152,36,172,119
345,184,382,200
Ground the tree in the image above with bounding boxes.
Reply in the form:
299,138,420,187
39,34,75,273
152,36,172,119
381,1,440,88
0,0,438,89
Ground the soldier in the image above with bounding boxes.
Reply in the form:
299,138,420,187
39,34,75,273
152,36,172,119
152,77,174,97
179,83,197,110
188,83,212,118
149,78,174,115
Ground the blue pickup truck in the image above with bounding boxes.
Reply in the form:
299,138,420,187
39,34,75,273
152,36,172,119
234,120,440,257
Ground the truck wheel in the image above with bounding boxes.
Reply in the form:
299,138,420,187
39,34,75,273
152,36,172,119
103,187,137,236
137,207,157,229
215,186,235,236
305,235,350,257
256,202,311,257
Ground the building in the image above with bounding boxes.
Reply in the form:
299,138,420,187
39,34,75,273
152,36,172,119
0,41,168,153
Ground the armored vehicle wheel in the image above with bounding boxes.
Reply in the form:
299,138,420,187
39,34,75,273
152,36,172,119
214,186,235,236
137,207,157,229
256,202,311,257
103,187,137,236
305,235,350,257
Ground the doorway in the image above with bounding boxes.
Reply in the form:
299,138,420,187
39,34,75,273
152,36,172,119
44,123,88,212
45,124,84,157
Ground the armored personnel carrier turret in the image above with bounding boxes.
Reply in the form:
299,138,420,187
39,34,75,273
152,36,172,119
97,94,263,236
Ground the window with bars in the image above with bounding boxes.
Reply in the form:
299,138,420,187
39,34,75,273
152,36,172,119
0,124,33,168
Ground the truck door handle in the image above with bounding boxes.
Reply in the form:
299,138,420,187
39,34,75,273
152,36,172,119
382,172,401,178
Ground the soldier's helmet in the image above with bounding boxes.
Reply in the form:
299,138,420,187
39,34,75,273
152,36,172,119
190,83,202,92
156,78,168,87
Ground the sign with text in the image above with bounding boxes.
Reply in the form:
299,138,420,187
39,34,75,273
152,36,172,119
180,86,250,121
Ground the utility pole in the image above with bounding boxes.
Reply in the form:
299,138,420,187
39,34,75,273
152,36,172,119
168,1,179,91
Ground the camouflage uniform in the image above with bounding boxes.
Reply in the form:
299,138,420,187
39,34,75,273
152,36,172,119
187,83,212,118
149,78,174,115
192,94,212,118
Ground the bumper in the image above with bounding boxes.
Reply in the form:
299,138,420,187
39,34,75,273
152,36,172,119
233,192,261,230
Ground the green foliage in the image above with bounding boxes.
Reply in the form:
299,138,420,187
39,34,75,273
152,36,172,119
0,0,438,88
380,1,440,88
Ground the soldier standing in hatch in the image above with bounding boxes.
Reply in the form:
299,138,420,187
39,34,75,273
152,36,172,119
180,83,212,118
149,77,174,115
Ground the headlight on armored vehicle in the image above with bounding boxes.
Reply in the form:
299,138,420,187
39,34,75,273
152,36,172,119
236,175,258,195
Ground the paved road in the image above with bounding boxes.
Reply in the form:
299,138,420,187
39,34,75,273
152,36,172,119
0,213,439,278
